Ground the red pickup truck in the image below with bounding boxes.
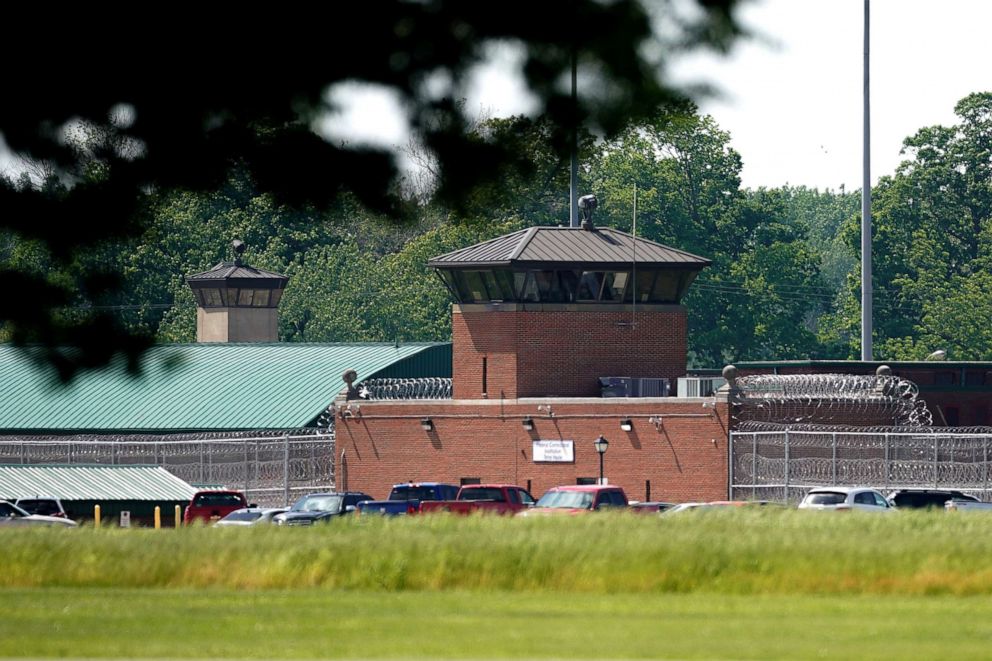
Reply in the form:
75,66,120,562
419,484,536,516
183,490,248,525
516,485,630,517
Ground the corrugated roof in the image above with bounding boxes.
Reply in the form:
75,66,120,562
429,226,711,269
0,343,448,432
0,465,197,501
186,261,289,282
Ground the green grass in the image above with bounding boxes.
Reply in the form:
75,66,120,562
3,588,992,659
6,510,992,594
5,511,992,658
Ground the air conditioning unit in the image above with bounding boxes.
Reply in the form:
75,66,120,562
677,377,727,398
634,378,670,397
599,376,633,397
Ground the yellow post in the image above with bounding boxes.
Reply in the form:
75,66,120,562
154,506,161,529
94,504,101,529
175,505,182,528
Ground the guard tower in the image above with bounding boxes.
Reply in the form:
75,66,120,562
429,223,710,398
186,240,289,343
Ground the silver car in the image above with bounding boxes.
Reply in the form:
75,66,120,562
214,507,287,527
0,500,77,527
798,487,895,513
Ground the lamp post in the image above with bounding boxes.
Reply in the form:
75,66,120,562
594,435,609,485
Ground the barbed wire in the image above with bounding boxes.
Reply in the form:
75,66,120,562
358,377,453,400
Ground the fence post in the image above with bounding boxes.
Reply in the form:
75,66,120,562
832,432,838,485
884,432,890,489
984,436,989,497
284,434,290,506
752,433,758,500
784,430,790,502
728,432,734,500
244,441,250,501
200,443,205,483
933,435,939,488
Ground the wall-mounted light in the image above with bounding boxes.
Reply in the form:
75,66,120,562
537,404,554,418
648,415,663,430
522,416,534,431
619,418,633,432
420,417,434,431
340,403,361,420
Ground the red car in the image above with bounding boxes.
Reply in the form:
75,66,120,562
517,485,629,517
183,490,248,525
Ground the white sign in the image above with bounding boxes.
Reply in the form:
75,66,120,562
533,440,574,463
120,511,131,528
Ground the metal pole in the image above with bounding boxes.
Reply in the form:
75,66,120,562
283,434,290,506
244,441,249,501
933,435,939,488
570,45,579,228
598,452,604,485
884,432,890,488
752,433,758,500
861,0,873,360
728,432,734,500
832,433,838,484
784,431,790,502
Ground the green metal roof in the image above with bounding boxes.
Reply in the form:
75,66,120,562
0,465,197,501
0,343,450,432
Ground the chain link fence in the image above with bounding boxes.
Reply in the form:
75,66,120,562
0,431,335,507
731,429,992,503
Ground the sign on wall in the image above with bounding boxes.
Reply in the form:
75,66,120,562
533,440,574,463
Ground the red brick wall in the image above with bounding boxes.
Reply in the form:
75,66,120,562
453,304,687,399
335,398,729,503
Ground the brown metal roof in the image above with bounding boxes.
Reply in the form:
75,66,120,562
186,261,289,283
428,226,711,269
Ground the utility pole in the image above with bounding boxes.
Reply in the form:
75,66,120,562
861,0,873,361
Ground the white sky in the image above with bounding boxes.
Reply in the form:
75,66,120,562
669,0,992,190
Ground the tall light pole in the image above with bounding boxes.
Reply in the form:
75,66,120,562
594,435,609,485
861,0,873,360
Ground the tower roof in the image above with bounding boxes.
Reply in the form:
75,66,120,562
186,261,289,287
428,226,711,270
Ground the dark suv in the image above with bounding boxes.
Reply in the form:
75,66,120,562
273,491,372,526
886,489,979,509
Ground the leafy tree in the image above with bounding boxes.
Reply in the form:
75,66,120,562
824,92,992,359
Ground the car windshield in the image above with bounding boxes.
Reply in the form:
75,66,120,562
803,492,847,505
221,510,263,522
292,495,343,513
0,502,28,518
193,493,243,507
535,490,594,509
389,486,439,501
16,499,60,516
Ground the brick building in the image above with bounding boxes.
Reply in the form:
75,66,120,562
335,224,733,502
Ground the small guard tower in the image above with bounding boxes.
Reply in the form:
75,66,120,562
429,221,710,399
186,240,289,343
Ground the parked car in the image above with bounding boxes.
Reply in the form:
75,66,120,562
945,499,992,512
664,500,775,514
886,489,979,510
274,492,372,526
419,484,535,515
0,500,77,527
797,487,895,513
183,490,249,525
355,482,460,516
517,485,630,516
14,497,68,519
214,507,287,527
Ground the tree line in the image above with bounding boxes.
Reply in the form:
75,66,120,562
3,93,991,367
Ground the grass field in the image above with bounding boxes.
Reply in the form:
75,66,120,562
4,510,992,659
